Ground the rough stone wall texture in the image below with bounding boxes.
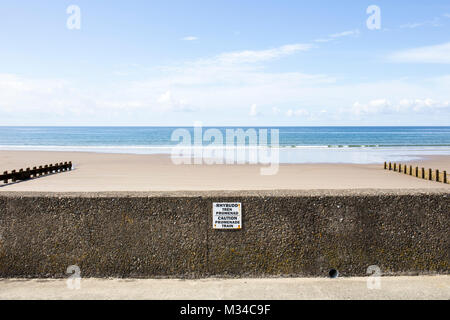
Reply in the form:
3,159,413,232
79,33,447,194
0,190,448,278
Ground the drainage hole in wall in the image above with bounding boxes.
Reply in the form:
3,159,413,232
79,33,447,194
329,269,339,278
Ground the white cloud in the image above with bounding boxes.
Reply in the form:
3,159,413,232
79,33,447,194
3,70,450,124
286,109,309,117
389,42,450,64
182,36,198,41
2,34,450,125
330,29,360,38
249,104,259,116
400,17,441,29
212,43,313,64
398,98,450,112
0,73,77,116
314,38,332,43
314,29,360,43
350,98,450,115
351,99,392,115
157,90,192,112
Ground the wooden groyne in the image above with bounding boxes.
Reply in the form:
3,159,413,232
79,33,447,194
384,162,448,184
1,162,72,184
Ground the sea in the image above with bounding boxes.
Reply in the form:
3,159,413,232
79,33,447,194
0,126,449,164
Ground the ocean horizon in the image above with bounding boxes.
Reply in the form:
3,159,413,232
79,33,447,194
1,126,450,147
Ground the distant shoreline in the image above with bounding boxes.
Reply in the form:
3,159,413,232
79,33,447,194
0,145,450,164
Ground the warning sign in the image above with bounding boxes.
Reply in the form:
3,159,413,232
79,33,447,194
212,202,242,229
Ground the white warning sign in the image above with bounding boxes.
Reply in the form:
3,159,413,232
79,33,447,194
213,202,242,229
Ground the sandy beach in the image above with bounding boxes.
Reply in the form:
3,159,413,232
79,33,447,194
0,151,448,192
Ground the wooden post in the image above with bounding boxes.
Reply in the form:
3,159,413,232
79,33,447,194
389,162,392,170
409,165,412,175
398,164,401,173
12,170,16,182
444,171,448,184
404,165,407,174
38,166,43,176
32,166,37,178
415,166,418,177
394,163,397,171
429,168,432,181
26,168,30,179
3,171,7,183
436,169,439,182
384,162,387,170
421,167,425,179
50,164,54,174
19,169,23,180
69,161,72,170
64,162,68,171
44,165,48,175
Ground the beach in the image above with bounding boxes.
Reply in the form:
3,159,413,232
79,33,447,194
0,150,449,191
3,0,450,304
1,150,449,299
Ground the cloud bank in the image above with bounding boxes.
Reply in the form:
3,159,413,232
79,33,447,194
389,42,450,64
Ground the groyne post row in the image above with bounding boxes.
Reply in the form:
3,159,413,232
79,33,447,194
1,162,72,184
384,162,448,184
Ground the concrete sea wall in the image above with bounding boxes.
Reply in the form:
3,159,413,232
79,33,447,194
0,190,448,278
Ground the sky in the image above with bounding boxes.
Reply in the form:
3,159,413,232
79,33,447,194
0,0,449,126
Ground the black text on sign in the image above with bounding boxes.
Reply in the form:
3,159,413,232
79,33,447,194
213,202,242,229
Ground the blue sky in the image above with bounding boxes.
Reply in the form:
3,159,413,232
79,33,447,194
0,0,449,125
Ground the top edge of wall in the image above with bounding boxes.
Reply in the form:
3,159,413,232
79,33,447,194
0,189,449,198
